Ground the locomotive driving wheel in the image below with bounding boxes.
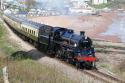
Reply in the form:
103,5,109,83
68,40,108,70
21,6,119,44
65,52,73,64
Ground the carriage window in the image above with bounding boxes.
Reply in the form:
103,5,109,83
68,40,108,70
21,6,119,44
30,30,31,33
30,30,31,34
31,30,32,34
29,29,31,33
33,31,34,35
32,30,34,35
26,28,27,32
32,30,33,34
33,31,35,35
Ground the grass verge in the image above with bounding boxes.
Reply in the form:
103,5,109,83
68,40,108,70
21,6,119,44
0,22,19,55
8,60,74,83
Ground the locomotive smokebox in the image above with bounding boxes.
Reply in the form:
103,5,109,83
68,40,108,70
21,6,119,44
80,31,85,36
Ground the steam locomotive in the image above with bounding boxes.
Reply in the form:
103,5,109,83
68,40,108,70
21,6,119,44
3,14,96,69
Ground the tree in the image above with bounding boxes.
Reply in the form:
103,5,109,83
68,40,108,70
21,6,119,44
109,0,125,9
25,0,36,10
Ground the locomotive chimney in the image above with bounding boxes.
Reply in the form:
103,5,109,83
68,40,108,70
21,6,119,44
80,31,85,36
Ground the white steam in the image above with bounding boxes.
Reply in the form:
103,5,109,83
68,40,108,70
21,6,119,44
36,0,69,14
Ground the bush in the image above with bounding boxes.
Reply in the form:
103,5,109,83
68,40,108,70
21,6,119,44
10,51,32,60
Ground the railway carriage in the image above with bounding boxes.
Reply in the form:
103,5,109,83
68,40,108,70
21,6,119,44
3,14,24,33
3,15,14,27
3,14,97,69
21,21,40,41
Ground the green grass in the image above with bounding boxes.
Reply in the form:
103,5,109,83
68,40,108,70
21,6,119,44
0,22,19,55
98,63,112,70
0,21,75,83
115,60,125,79
8,60,73,83
92,3,111,9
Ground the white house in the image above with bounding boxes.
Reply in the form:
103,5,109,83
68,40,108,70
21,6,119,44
69,0,96,14
92,0,107,5
70,0,91,8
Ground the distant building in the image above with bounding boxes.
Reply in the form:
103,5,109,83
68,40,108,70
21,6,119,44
92,0,107,5
69,0,96,14
1,0,10,10
4,9,12,14
70,0,90,8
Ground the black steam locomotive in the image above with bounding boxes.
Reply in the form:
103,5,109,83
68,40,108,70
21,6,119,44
3,14,96,69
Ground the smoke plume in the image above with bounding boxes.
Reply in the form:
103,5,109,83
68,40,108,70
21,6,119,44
36,0,69,14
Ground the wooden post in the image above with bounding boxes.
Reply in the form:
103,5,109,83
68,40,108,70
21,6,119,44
2,66,9,83
1,0,3,10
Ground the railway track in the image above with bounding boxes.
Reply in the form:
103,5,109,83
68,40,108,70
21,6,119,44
55,58,125,83
2,18,125,83
93,39,125,50
83,70,125,83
